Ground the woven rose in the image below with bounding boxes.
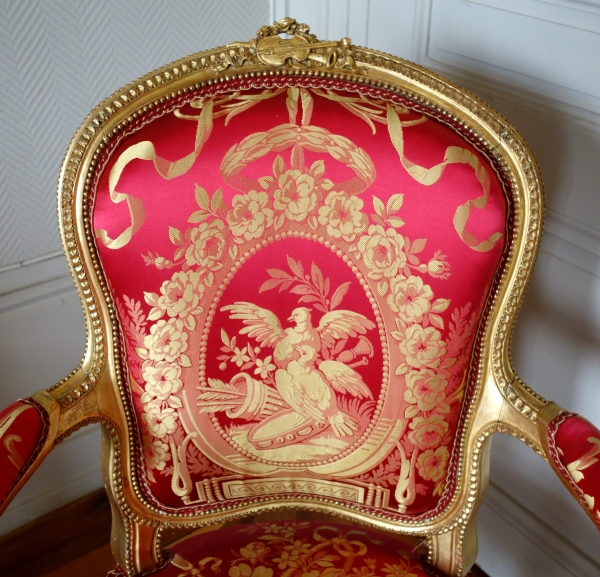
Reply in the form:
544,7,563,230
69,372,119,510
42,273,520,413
399,325,446,369
417,446,449,482
142,405,178,438
143,438,170,471
185,220,227,270
317,190,368,241
154,271,204,320
227,190,274,241
273,159,332,221
144,318,189,362
404,369,447,412
388,276,433,324
141,361,183,402
353,224,407,280
408,414,449,450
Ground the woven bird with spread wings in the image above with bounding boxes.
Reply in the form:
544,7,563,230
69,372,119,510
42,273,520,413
219,302,375,437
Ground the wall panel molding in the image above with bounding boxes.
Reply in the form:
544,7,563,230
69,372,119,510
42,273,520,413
421,0,600,120
544,209,600,277
0,274,74,316
479,480,600,576
425,0,600,111
273,0,370,46
0,253,73,311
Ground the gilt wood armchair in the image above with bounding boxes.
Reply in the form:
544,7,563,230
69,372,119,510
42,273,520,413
1,19,599,577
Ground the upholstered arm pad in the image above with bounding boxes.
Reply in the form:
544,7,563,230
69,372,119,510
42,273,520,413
0,399,50,513
546,411,600,530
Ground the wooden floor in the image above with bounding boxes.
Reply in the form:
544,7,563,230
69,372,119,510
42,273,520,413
0,490,113,577
40,544,115,577
0,488,201,577
0,490,490,576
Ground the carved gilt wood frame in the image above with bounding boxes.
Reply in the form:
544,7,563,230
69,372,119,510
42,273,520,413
42,19,548,577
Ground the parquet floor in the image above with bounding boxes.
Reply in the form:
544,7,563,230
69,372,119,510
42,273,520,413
40,544,115,577
0,490,112,577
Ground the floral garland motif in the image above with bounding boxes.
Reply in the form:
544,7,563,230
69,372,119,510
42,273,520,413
113,87,489,512
99,86,502,255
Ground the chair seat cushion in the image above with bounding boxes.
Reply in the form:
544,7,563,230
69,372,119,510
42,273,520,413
108,520,481,576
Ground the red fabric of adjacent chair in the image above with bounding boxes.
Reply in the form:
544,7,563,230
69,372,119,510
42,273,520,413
547,412,600,530
0,400,48,510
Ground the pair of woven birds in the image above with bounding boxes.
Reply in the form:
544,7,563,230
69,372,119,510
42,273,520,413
222,303,375,437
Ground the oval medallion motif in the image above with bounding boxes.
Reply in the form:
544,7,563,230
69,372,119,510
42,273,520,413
187,237,387,472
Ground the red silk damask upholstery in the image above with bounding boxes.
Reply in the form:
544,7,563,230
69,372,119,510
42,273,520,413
107,521,480,577
0,400,48,510
547,412,600,530
93,81,508,520
2,19,599,577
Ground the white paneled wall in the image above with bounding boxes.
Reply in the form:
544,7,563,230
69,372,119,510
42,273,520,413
427,0,600,114
0,264,91,533
1,1,599,574
0,0,269,535
274,1,600,575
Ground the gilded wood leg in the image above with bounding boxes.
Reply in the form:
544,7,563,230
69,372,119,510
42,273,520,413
105,505,162,575
427,516,479,576
427,432,491,576
101,425,162,575
127,519,162,575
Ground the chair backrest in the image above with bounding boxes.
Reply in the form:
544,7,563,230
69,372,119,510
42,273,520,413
56,19,544,576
